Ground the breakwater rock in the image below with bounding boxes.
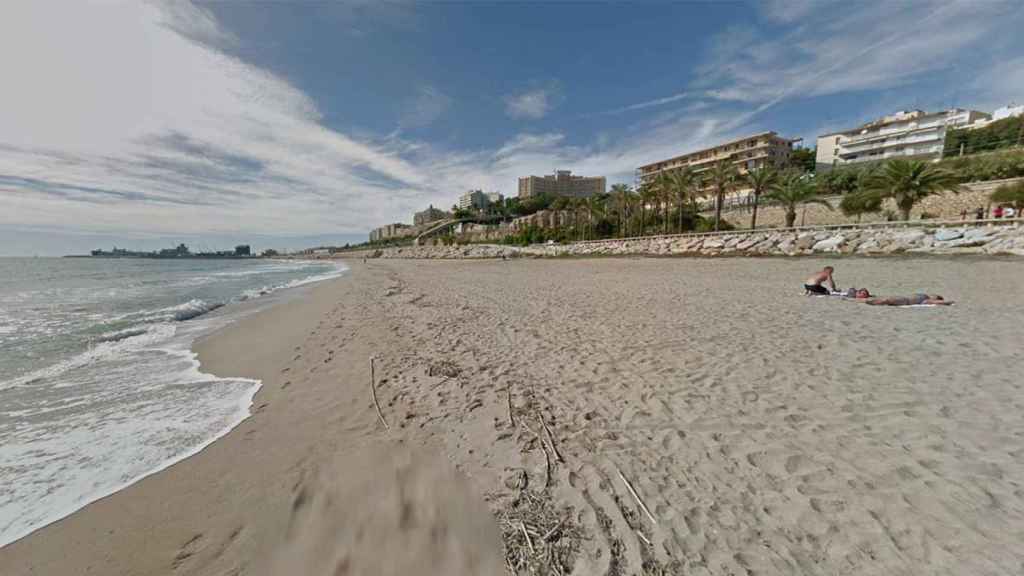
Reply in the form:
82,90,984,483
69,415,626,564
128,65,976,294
365,222,1024,260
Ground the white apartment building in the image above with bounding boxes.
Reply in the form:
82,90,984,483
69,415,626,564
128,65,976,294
816,108,991,169
966,103,1024,130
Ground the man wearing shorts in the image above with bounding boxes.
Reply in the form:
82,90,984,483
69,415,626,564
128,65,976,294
804,266,837,295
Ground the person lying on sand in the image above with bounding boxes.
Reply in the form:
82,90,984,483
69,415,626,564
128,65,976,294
843,288,871,299
804,266,837,295
865,293,953,306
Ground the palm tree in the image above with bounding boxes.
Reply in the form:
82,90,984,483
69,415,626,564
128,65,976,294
764,171,833,228
639,182,658,236
653,172,675,234
742,166,779,230
707,160,739,231
587,195,606,239
610,184,631,237
663,168,696,233
861,158,961,221
839,190,883,223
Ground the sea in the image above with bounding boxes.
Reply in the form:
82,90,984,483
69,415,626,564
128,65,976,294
0,256,347,547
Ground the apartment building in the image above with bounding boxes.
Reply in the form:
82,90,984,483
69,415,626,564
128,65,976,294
965,103,1024,131
369,223,413,243
636,132,794,198
815,108,991,169
518,170,606,199
458,190,489,211
413,205,449,226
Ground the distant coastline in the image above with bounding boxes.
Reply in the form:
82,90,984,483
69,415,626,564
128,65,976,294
65,243,262,260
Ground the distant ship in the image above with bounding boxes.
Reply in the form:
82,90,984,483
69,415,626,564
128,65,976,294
76,244,256,259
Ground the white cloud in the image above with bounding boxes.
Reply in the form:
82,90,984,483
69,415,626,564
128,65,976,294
505,85,560,119
399,85,451,129
0,1,430,237
696,1,1020,109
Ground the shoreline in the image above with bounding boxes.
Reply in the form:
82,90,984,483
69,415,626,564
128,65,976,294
0,260,346,549
0,263,503,576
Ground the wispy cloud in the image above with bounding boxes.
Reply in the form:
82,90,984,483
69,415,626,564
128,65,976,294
590,91,695,117
398,85,451,130
505,84,561,119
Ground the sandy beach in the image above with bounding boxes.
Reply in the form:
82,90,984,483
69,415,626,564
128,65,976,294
3,256,1024,575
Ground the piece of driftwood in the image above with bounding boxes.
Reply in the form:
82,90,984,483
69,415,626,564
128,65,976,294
520,521,535,555
617,467,657,525
538,412,564,463
369,356,389,432
506,383,515,427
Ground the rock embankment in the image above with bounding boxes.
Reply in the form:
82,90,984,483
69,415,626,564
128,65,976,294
362,222,1024,259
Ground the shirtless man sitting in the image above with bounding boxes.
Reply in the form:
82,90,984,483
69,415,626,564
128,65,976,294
804,266,837,295
865,293,953,306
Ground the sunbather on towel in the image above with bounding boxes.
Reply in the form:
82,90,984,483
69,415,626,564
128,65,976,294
865,293,953,306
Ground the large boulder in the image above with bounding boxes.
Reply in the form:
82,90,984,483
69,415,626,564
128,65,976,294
795,233,817,250
812,235,845,252
934,228,964,242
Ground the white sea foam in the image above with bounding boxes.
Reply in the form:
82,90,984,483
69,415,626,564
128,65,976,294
0,259,348,547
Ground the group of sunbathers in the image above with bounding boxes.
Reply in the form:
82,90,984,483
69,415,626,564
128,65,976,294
804,266,953,306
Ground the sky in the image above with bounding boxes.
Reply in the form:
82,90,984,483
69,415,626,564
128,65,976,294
1,0,1023,256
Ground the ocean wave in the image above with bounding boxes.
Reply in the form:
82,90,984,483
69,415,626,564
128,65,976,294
94,327,149,343
0,324,177,391
171,300,225,322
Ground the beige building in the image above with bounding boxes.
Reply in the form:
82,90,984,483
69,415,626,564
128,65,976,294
637,132,795,199
369,223,413,243
518,170,606,199
413,205,449,226
815,108,990,170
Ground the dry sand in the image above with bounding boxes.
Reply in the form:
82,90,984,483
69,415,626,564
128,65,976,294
3,256,1024,575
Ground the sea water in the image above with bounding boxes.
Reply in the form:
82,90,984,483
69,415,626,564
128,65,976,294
0,257,346,546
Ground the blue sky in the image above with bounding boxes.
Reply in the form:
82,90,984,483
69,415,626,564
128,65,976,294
2,0,1023,255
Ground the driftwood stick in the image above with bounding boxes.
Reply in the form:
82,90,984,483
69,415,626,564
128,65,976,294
506,382,515,427
538,412,564,463
542,518,565,542
520,521,535,555
636,530,652,546
617,467,657,525
542,438,553,488
370,357,389,432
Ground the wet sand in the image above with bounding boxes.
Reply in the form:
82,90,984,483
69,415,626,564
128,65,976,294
3,257,1023,575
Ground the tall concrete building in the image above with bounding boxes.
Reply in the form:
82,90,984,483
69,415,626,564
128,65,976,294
815,108,990,170
637,132,795,199
458,190,490,211
518,170,606,199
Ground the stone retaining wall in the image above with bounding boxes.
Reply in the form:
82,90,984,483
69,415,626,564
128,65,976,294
355,221,1024,260
712,178,1023,229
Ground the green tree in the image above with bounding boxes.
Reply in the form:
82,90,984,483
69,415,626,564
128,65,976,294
861,158,961,221
839,190,883,223
667,168,698,233
586,195,607,239
990,181,1024,214
707,160,738,231
742,166,779,230
610,184,632,237
790,147,816,173
764,171,833,228
639,182,658,236
653,172,676,234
